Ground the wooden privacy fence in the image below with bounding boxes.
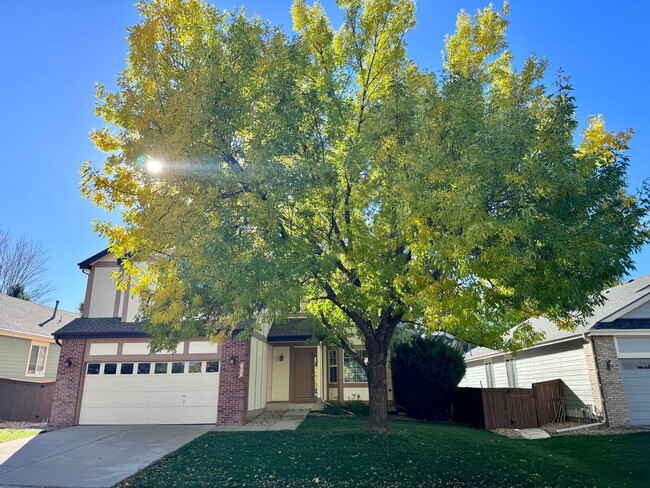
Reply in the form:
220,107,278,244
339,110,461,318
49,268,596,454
453,379,563,429
0,378,55,422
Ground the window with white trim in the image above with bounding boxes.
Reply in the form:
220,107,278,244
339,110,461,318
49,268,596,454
343,350,368,383
484,361,495,388
26,343,48,376
506,358,518,388
328,350,338,383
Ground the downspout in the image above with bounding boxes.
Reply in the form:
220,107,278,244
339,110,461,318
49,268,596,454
39,300,59,327
556,333,606,433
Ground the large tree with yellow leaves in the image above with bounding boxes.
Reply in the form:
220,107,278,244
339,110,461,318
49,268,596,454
82,0,647,433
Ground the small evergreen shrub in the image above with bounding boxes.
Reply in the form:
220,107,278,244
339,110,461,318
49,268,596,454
391,336,466,421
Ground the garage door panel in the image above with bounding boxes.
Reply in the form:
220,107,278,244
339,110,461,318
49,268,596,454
620,359,650,426
79,361,219,425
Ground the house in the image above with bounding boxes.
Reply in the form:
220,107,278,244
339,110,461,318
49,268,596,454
459,275,650,427
50,249,393,427
0,294,78,382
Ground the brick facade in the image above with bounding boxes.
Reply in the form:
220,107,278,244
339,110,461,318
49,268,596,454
50,338,86,428
592,335,630,427
583,339,604,417
217,337,251,425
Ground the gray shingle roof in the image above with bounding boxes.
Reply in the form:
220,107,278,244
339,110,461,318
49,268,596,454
53,317,148,339
592,318,650,330
0,294,79,339
268,317,325,342
466,274,650,360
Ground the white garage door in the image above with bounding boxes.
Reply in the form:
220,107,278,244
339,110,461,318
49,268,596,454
79,360,220,425
620,359,650,426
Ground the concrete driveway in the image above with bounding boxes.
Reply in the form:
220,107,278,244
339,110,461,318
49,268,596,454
0,425,213,487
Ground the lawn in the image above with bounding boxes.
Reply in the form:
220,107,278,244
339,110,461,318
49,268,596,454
116,416,649,488
0,429,40,443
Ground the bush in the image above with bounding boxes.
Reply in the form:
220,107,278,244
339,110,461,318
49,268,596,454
321,403,349,416
344,400,369,416
391,336,466,421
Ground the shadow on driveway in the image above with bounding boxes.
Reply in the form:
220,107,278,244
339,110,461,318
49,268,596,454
0,424,212,487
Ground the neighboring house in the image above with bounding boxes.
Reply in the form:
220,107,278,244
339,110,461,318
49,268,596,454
0,294,78,382
459,275,650,427
50,249,393,427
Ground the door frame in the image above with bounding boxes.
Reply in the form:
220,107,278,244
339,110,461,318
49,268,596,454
290,346,317,402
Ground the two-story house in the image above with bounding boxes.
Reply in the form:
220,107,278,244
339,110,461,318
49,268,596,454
50,249,393,427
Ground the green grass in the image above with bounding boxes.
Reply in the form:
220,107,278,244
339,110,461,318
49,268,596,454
116,416,650,488
0,429,40,443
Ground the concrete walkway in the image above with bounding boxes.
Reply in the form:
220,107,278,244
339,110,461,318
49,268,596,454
213,410,310,432
519,428,551,440
0,424,212,488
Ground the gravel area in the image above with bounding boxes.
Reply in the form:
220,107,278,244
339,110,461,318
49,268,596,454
0,420,50,431
490,421,650,438
247,411,285,426
541,421,650,436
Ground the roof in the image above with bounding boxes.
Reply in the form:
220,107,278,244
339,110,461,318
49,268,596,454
466,275,650,361
592,318,650,330
77,248,111,270
53,317,148,339
267,317,326,343
0,294,79,340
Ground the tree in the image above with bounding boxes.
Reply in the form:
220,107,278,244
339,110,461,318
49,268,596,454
391,335,466,421
7,283,31,301
81,0,648,433
0,229,54,303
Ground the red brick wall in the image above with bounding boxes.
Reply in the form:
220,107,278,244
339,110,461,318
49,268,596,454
217,338,251,425
50,338,86,428
593,335,630,427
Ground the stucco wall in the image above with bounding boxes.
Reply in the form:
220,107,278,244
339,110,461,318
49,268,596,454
270,346,290,401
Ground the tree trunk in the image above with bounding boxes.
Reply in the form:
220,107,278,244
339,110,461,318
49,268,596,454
365,341,389,434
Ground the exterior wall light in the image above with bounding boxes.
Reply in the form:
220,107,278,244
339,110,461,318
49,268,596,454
279,354,284,362
64,358,73,368
229,355,237,365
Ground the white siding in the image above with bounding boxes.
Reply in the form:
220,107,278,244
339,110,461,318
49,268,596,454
88,266,118,317
619,300,650,319
460,340,594,419
247,337,269,411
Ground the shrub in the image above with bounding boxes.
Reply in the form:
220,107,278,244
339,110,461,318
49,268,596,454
391,336,466,421
321,403,349,416
344,400,369,416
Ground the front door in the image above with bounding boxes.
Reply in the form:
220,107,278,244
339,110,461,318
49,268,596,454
291,348,316,402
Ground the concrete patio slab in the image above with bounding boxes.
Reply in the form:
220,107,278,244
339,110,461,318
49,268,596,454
519,428,551,440
0,424,212,487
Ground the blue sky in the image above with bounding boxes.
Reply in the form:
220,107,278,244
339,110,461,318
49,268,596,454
1,1,648,312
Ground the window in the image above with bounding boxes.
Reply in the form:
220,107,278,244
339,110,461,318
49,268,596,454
206,361,219,373
328,350,338,383
137,363,151,374
104,363,117,375
506,359,518,388
484,362,495,388
343,350,368,383
171,362,185,374
154,362,168,374
120,363,134,374
188,361,202,373
87,363,100,375
26,344,48,376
